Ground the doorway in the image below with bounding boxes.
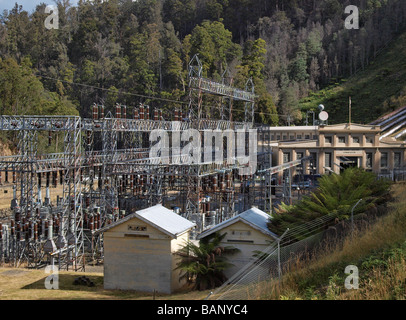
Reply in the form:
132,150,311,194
340,156,360,172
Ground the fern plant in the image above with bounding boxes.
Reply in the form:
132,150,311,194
174,232,240,291
268,168,392,237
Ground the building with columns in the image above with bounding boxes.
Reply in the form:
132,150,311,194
267,123,406,178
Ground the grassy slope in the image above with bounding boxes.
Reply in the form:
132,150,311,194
0,268,210,300
262,183,406,300
299,31,406,124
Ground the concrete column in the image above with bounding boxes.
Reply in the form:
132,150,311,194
361,150,367,169
373,149,381,174
278,149,284,182
389,150,395,171
403,149,406,167
319,133,325,148
333,134,337,148
305,149,310,175
346,133,351,147
319,151,325,175
292,149,297,176
373,135,379,147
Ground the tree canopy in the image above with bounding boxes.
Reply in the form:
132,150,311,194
0,0,405,125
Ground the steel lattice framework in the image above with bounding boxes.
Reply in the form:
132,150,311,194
0,57,282,270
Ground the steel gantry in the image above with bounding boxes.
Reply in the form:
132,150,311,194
0,57,273,270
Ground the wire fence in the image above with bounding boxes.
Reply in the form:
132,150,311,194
377,168,406,182
206,206,388,300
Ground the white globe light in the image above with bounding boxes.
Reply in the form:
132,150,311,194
319,111,329,121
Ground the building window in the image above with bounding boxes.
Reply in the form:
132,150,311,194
366,153,373,168
325,152,332,168
366,136,374,144
271,135,275,141
283,152,291,164
353,137,360,144
338,136,346,143
277,135,281,140
395,152,402,168
296,152,303,160
282,135,287,140
305,135,310,139
297,135,302,140
325,136,332,144
290,135,294,140
310,152,318,171
381,152,388,168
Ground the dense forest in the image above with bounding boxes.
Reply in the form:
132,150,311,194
1,0,406,125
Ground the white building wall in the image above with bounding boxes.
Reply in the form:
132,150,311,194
210,221,275,279
103,216,178,294
104,234,173,294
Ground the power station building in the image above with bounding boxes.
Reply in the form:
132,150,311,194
267,123,406,178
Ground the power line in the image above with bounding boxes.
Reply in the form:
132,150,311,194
36,73,287,120
36,73,189,105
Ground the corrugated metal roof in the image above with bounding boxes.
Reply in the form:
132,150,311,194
95,204,196,239
197,207,278,240
135,204,196,238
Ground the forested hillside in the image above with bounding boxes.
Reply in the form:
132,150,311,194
1,0,406,125
299,29,406,124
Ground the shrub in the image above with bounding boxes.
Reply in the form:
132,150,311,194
268,168,392,236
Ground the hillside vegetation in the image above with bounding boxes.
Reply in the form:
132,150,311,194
262,182,406,300
1,0,406,125
299,30,406,124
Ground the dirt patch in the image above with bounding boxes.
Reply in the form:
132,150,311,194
0,269,31,276
83,265,104,273
0,183,64,210
0,141,12,157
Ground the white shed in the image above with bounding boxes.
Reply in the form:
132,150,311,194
197,207,279,278
98,204,196,294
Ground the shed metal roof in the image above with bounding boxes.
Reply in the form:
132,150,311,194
95,204,196,239
197,207,279,240
136,205,196,238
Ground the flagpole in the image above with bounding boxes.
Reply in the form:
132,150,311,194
349,96,352,128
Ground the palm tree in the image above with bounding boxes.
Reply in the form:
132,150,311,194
174,232,240,291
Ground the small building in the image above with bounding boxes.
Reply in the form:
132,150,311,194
98,204,196,294
197,207,278,278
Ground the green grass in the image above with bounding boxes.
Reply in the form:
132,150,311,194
299,30,406,124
